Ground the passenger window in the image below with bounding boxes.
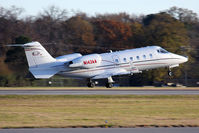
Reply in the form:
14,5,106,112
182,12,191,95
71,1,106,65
123,58,127,62
149,54,153,58
143,55,146,59
115,59,119,63
130,57,133,61
136,56,140,60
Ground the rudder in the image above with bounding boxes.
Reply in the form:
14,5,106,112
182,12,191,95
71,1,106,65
24,42,56,67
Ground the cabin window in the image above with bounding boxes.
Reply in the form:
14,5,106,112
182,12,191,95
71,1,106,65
136,56,140,60
143,55,146,59
130,57,133,61
149,54,153,58
123,58,127,62
115,59,119,63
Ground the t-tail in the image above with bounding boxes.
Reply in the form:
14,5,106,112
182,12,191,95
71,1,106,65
24,42,58,79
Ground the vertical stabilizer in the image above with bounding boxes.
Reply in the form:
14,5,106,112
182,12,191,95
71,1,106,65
24,42,55,67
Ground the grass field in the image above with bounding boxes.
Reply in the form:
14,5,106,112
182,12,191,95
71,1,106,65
0,95,199,128
1,86,199,90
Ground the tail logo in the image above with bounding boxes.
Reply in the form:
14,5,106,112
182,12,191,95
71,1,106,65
32,51,42,56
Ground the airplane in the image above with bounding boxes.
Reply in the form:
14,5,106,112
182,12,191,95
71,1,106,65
20,41,188,88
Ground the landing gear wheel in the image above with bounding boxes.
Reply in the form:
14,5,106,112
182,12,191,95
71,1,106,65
105,83,113,88
87,82,95,88
168,71,172,77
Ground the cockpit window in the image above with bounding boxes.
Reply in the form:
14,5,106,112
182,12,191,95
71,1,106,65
157,48,168,54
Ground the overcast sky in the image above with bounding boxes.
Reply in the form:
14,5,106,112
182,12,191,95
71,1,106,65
0,0,198,17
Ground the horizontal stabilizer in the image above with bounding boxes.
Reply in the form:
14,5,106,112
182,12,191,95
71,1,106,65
29,68,59,79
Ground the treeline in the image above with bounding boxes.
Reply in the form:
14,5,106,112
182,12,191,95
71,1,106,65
0,6,199,86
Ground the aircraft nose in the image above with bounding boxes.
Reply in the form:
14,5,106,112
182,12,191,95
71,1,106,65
180,55,188,63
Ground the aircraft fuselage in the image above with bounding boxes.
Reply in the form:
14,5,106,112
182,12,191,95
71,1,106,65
57,46,188,79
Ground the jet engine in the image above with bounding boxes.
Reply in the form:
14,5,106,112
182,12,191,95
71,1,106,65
69,54,102,68
56,53,82,62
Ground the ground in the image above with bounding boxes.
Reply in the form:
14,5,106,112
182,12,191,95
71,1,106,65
0,94,199,128
1,86,199,90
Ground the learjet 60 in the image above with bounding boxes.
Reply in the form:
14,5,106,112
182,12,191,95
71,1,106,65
22,42,188,88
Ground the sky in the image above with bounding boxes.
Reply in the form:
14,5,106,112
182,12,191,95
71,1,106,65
0,0,198,17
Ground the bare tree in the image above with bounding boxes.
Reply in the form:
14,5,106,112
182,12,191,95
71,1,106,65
0,6,24,20
165,6,198,23
39,6,68,21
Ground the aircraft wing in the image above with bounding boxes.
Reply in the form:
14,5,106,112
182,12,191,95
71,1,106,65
91,68,130,79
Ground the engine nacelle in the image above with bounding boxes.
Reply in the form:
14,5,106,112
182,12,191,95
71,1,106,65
56,53,82,62
69,54,102,68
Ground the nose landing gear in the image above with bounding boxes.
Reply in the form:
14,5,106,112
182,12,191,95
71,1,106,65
168,71,172,76
168,68,172,77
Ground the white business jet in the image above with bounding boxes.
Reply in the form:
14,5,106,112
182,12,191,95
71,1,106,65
21,41,188,88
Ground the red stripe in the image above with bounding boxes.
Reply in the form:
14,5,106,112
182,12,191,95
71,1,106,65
135,63,167,66
64,62,167,75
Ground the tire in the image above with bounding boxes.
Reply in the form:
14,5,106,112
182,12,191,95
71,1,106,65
87,82,95,88
105,83,113,88
168,71,172,76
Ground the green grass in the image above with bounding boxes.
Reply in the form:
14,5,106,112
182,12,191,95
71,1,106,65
0,95,199,128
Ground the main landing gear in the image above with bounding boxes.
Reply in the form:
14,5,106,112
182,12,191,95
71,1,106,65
87,79,95,88
87,77,115,88
87,82,95,88
105,77,114,88
105,82,113,88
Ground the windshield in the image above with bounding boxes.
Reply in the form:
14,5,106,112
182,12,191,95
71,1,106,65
157,48,169,54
